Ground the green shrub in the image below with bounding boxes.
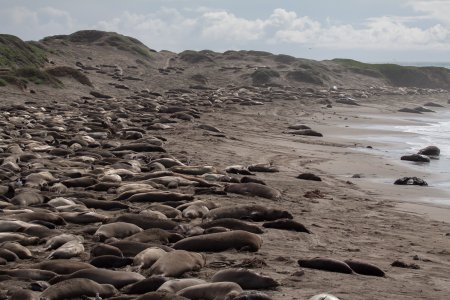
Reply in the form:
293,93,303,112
251,68,280,85
46,66,92,86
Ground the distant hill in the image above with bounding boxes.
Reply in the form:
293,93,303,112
0,30,449,90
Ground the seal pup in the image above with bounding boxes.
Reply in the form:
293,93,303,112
206,204,292,221
90,255,133,269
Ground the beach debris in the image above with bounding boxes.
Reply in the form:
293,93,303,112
394,177,428,186
297,173,322,181
401,154,430,163
418,145,440,157
391,260,420,269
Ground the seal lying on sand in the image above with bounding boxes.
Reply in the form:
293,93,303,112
40,278,117,300
173,230,262,252
149,250,206,277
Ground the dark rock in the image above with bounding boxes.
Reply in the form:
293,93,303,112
398,108,422,114
414,106,435,113
401,154,430,163
297,173,322,181
418,145,440,156
423,102,444,107
394,177,428,186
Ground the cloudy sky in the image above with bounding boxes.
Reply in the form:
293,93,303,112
1,0,449,62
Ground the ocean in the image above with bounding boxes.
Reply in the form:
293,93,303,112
347,108,450,205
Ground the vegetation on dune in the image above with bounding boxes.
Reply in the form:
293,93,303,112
46,66,93,86
0,34,48,68
190,74,208,85
0,66,62,88
274,54,297,64
286,70,324,85
43,30,155,59
179,50,213,63
251,68,280,85
333,59,450,88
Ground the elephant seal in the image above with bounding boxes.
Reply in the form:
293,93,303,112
126,191,194,203
0,248,19,261
110,214,177,230
136,291,188,300
91,243,123,257
125,228,181,244
61,176,98,188
0,269,57,281
0,232,39,245
28,259,94,274
109,241,172,257
13,212,66,225
6,288,38,300
200,218,263,234
207,204,292,221
90,255,133,268
248,163,279,173
298,258,353,274
49,268,145,288
134,247,167,269
10,189,45,206
173,231,262,252
158,278,206,293
48,240,85,259
232,291,273,300
263,219,311,233
177,282,243,300
40,278,117,300
59,211,110,224
344,259,385,277
2,241,33,259
94,222,143,241
309,294,340,300
418,145,440,156
76,198,129,210
44,234,84,250
149,250,205,277
211,268,279,289
225,183,281,200
121,276,169,294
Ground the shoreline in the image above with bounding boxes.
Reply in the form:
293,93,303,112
311,95,450,222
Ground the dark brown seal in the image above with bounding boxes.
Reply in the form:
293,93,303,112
298,257,353,274
344,259,385,277
211,268,279,289
173,230,262,252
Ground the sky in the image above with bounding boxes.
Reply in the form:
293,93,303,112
1,0,449,63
